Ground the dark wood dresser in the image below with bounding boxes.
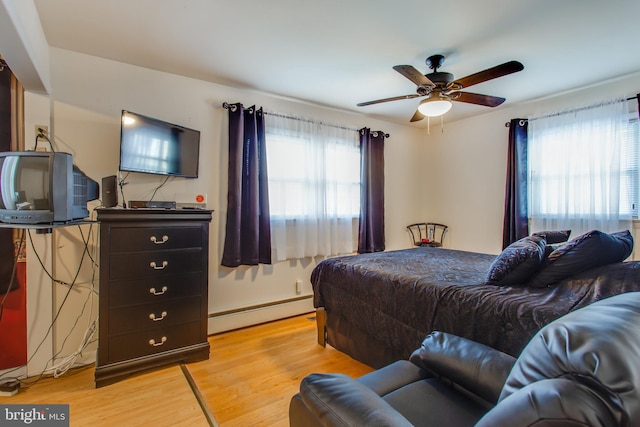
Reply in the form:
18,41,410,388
95,208,212,387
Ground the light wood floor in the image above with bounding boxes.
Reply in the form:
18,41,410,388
0,313,373,426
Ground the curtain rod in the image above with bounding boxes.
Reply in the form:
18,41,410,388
222,102,390,137
505,95,638,127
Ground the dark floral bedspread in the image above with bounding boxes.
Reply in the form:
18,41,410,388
311,246,640,366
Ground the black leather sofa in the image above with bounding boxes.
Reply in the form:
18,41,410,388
289,292,640,426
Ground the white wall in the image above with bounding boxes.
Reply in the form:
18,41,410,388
426,71,640,255
43,48,427,335
4,1,640,376
20,21,637,369
50,223,99,368
21,91,54,376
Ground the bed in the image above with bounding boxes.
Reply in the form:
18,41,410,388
312,230,640,368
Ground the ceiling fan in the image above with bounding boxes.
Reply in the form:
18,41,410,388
357,54,524,122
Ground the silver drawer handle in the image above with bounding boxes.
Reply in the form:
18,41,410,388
150,235,169,244
149,286,168,296
150,261,169,270
149,336,167,347
149,311,168,321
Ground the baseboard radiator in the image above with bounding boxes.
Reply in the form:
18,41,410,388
207,295,314,334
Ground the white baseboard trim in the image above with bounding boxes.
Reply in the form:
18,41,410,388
208,295,314,334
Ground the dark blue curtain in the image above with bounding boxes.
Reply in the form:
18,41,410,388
221,103,272,267
358,128,385,253
502,119,529,249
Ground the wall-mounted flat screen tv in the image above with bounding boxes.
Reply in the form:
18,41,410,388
119,110,200,178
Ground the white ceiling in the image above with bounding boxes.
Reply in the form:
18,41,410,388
33,0,640,126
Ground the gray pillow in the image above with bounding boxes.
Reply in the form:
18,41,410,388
532,230,571,244
486,235,547,286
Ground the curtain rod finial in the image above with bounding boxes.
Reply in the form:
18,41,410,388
370,131,390,138
222,102,238,112
506,119,528,127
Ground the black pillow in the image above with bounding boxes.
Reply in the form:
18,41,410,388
486,235,547,286
527,230,633,288
532,230,571,244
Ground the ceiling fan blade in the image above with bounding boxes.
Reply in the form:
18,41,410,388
393,65,435,88
454,91,506,107
357,93,421,107
454,61,524,89
410,109,425,122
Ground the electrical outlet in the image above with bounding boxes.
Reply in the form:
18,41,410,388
296,279,303,294
34,124,48,138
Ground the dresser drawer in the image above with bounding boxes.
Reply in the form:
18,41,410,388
108,296,202,335
106,321,203,363
108,272,202,308
109,226,203,253
109,248,202,281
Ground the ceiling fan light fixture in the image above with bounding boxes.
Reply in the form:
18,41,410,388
417,98,452,117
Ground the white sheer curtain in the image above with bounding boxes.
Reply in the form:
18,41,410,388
528,98,634,237
265,113,360,262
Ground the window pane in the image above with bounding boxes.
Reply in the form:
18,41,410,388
266,134,360,218
264,114,361,261
528,100,636,236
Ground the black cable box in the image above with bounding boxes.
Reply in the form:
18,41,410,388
129,200,176,209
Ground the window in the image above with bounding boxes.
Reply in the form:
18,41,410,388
528,99,637,236
266,134,360,218
265,113,360,261
621,115,640,216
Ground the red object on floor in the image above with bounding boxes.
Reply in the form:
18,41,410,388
0,262,27,369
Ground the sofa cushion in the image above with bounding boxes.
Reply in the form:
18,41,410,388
527,230,633,288
485,235,547,286
357,360,430,397
382,378,488,426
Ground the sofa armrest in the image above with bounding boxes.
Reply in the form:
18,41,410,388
298,373,413,427
475,379,618,427
409,331,516,404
